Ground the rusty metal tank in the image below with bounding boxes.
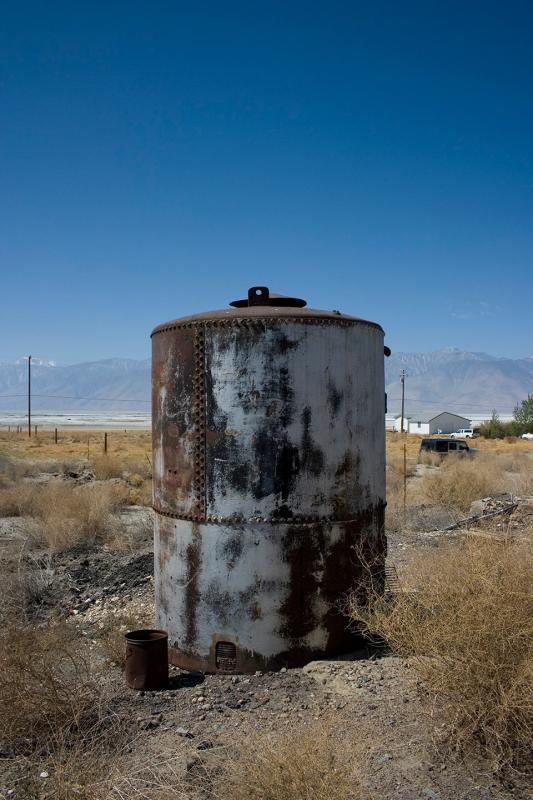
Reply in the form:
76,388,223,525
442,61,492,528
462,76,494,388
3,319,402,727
152,286,387,673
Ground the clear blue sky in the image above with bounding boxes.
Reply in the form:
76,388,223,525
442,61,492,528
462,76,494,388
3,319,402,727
1,1,532,363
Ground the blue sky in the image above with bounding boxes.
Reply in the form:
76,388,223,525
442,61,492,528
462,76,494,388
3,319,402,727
1,1,532,363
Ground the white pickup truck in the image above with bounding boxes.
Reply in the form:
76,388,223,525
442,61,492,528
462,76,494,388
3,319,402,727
450,428,475,439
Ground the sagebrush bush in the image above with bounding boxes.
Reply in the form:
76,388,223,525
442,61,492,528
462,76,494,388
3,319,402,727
349,534,533,768
34,482,128,549
0,623,101,754
91,454,125,480
0,483,36,516
416,456,505,513
13,481,128,549
215,721,368,800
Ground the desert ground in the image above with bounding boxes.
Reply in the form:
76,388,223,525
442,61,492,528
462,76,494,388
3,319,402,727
0,428,531,799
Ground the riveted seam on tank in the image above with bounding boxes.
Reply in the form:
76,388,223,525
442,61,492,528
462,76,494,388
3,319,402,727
192,325,207,519
151,316,382,336
152,504,380,527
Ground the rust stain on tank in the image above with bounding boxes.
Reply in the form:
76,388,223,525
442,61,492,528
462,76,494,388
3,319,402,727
183,522,201,650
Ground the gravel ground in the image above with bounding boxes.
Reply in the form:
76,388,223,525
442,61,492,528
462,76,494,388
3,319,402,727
1,490,531,799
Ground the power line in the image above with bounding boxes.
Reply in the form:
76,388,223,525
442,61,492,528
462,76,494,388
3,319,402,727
0,393,516,412
387,397,513,410
0,393,150,403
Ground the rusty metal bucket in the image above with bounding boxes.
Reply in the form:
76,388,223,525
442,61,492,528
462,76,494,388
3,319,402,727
125,629,169,690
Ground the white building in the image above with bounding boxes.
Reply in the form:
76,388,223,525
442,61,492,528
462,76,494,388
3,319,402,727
407,411,471,435
392,415,411,432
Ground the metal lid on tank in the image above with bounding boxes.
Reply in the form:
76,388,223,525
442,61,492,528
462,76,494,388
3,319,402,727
229,286,307,308
151,285,384,335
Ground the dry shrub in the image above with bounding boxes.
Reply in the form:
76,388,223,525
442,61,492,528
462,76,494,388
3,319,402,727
123,457,152,481
0,623,188,800
213,721,368,800
91,455,152,482
0,482,36,516
416,456,505,513
0,459,44,486
22,737,190,800
0,623,102,755
24,481,127,549
126,478,153,507
1,553,60,626
417,450,444,467
349,534,533,768
91,454,125,480
501,453,533,497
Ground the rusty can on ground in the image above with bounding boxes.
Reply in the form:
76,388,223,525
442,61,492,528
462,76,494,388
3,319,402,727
125,629,169,690
152,286,388,673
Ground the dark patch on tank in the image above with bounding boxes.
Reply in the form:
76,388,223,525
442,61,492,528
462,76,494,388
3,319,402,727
222,532,244,566
183,523,201,650
204,360,230,506
275,333,300,354
335,450,355,478
249,601,263,620
274,366,295,427
251,428,300,502
326,376,343,416
205,579,265,629
237,381,261,414
322,505,386,651
279,526,325,640
204,581,232,627
271,504,293,520
300,406,325,477
265,401,278,417
331,451,372,517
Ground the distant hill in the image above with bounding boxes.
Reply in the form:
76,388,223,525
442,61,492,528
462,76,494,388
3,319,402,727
385,348,533,415
0,348,531,415
0,358,151,412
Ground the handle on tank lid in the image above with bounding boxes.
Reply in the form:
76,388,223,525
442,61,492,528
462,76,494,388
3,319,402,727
229,287,307,308
248,286,270,306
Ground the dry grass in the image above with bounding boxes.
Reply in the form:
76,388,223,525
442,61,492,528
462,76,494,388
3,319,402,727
0,622,102,755
211,720,369,800
0,621,190,800
414,453,533,514
89,454,153,506
0,428,151,461
385,431,533,460
91,454,152,481
415,456,504,513
0,482,36,516
0,480,129,549
349,534,533,768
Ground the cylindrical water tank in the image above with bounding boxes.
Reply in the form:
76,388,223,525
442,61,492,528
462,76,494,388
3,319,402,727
152,286,387,673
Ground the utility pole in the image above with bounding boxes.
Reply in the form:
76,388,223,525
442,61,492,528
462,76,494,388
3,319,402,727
400,369,406,433
28,355,32,438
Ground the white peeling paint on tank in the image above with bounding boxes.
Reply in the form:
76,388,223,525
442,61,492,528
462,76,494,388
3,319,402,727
205,322,384,520
155,517,353,663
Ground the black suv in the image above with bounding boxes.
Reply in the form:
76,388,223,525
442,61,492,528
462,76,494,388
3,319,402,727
419,438,476,458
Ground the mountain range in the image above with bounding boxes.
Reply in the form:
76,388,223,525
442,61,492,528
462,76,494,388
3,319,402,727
385,348,533,415
0,349,531,415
